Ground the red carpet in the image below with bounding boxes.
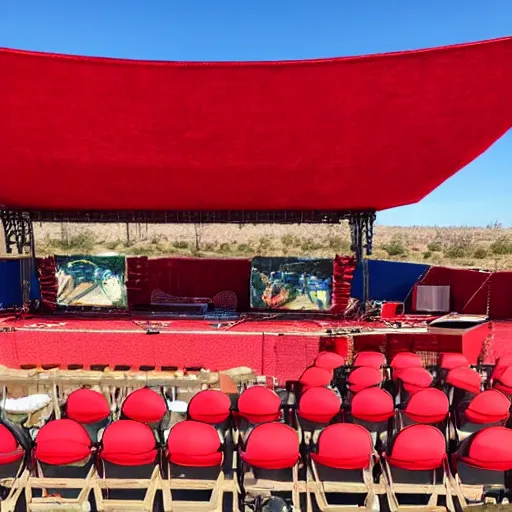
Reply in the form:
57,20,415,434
2,317,511,383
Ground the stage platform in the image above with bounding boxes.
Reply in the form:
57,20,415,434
0,315,510,384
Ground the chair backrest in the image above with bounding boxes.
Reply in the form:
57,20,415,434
350,387,394,424
240,422,299,470
353,351,386,369
237,386,282,424
446,367,482,397
347,366,383,394
461,389,510,425
395,367,433,396
493,366,512,396
101,420,158,468
299,366,333,392
121,387,167,425
66,388,110,424
386,424,446,471
0,423,25,467
390,352,423,378
35,419,92,466
314,351,345,371
187,389,231,426
440,353,469,371
402,388,449,425
297,387,341,426
311,423,373,470
456,426,512,472
167,420,222,467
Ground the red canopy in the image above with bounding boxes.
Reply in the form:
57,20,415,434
1,37,511,212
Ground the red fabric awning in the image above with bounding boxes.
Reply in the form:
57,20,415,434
1,37,511,212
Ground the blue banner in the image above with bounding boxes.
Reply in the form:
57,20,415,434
0,259,40,309
351,259,429,302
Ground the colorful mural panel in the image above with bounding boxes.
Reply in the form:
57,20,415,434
56,255,127,308
251,257,333,310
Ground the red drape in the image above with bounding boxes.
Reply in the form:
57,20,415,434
125,256,251,311
331,255,357,314
36,257,58,312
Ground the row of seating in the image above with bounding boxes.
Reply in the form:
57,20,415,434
2,349,512,511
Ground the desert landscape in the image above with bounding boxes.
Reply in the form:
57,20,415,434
10,221,511,270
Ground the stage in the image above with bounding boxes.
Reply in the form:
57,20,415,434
0,315,509,384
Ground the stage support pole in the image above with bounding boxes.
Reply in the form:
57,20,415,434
349,212,376,315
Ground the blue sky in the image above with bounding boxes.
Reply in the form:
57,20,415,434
1,1,511,226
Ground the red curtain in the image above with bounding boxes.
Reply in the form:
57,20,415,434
36,257,58,312
331,255,356,314
126,256,251,311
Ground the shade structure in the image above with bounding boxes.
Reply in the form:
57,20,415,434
1,37,511,213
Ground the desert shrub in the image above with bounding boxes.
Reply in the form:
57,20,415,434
219,243,231,253
473,247,488,259
105,240,121,251
423,251,432,259
382,238,406,257
327,236,350,253
444,240,471,259
126,246,150,255
281,235,301,248
258,237,272,250
237,243,253,254
150,235,163,245
52,230,95,252
490,236,512,255
301,238,324,251
281,235,294,247
427,240,442,252
172,240,189,249
201,242,216,252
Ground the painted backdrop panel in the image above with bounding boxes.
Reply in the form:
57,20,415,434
56,255,127,308
251,257,333,310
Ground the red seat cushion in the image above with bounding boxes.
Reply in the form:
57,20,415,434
314,351,345,371
0,425,24,465
440,353,469,371
35,419,91,465
347,367,383,393
493,366,512,396
66,388,110,424
446,367,481,395
167,421,222,467
351,388,394,423
298,387,341,424
459,427,512,471
122,387,167,424
396,367,433,395
187,390,231,425
101,420,157,466
299,367,333,391
241,423,299,470
237,386,282,424
464,389,510,424
353,351,386,369
311,423,373,470
386,424,446,471
403,388,449,424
